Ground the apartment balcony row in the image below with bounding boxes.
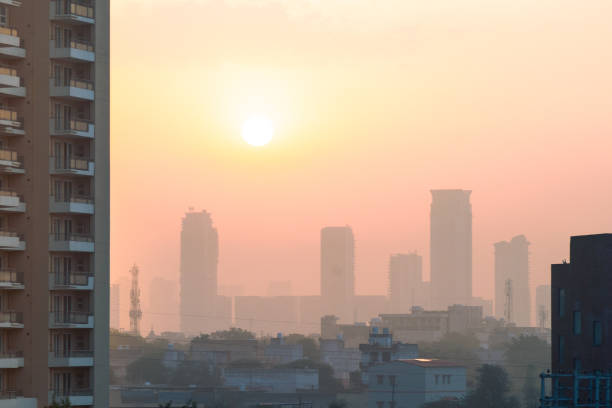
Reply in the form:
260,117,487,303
0,0,22,7
0,393,37,408
49,233,94,253
48,311,94,329
0,108,24,136
0,351,23,369
50,0,95,25
0,232,25,251
0,149,23,174
50,194,94,214
50,118,94,139
0,66,25,98
48,389,93,407
49,271,94,290
48,349,93,367
50,78,94,101
0,311,23,328
50,39,94,62
0,191,25,213
0,269,23,290
49,157,94,177
0,26,26,59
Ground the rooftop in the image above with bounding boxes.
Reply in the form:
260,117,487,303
398,359,463,368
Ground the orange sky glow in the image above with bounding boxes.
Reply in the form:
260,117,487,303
111,0,612,327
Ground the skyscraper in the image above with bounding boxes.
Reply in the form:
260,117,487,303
180,210,219,335
0,1,110,406
320,226,355,323
494,235,531,326
535,284,551,329
430,190,472,309
388,252,423,313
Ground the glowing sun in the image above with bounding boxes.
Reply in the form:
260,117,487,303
241,115,274,146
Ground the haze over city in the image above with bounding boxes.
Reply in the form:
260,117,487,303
112,0,612,315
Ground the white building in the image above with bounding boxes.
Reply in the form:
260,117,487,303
224,368,318,393
368,359,466,408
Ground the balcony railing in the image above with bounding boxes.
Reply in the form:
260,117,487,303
51,388,92,397
69,39,93,52
51,349,92,358
51,310,90,325
0,190,17,197
0,27,18,37
56,0,94,19
52,156,92,171
0,149,19,162
0,109,18,122
0,269,23,285
0,231,17,238
52,271,92,286
51,232,93,243
0,351,23,358
69,78,93,90
52,194,93,204
0,311,23,324
0,390,17,400
0,65,17,77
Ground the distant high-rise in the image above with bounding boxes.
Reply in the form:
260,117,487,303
180,210,219,334
110,283,120,329
388,253,423,313
535,284,551,329
147,277,179,333
494,235,531,326
430,190,473,309
321,226,355,323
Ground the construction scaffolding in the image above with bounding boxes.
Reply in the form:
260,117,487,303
541,371,612,408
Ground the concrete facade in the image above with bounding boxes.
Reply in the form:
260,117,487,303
494,235,531,326
430,190,472,309
551,234,612,372
320,338,360,382
321,226,354,324
223,368,319,393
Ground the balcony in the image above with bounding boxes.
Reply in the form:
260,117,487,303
49,118,94,139
0,109,24,136
0,269,24,290
50,1,95,25
49,195,94,214
49,78,94,101
49,39,94,62
0,191,25,213
0,232,25,251
49,271,94,290
49,157,94,177
0,0,22,6
0,150,24,174
0,65,24,98
0,311,23,328
48,349,93,367
48,389,93,407
0,351,23,368
49,311,94,328
0,26,25,60
49,233,94,253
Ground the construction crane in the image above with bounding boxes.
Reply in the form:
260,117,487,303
129,264,142,336
504,278,513,324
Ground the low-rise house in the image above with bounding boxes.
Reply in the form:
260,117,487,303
320,338,360,383
367,359,466,408
359,328,418,384
264,334,303,365
190,338,259,366
224,368,319,393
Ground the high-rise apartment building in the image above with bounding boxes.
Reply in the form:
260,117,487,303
320,226,354,323
551,234,612,373
494,235,531,326
535,284,551,329
110,283,119,329
179,210,218,335
0,0,109,406
430,190,472,309
388,253,422,313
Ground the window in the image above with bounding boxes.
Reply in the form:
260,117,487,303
573,311,582,335
382,351,391,362
435,374,439,385
377,375,384,385
558,335,565,364
593,321,602,346
0,6,6,27
559,289,566,317
371,352,379,362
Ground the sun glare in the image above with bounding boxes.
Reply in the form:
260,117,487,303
241,115,274,147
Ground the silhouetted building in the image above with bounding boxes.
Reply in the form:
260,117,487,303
235,296,299,335
190,338,258,366
430,190,472,309
551,234,612,373
471,296,493,317
321,315,370,349
298,295,322,334
495,235,531,326
321,226,355,323
320,338,360,383
536,284,551,329
264,333,303,365
388,253,422,313
354,295,390,323
359,327,418,383
180,210,219,335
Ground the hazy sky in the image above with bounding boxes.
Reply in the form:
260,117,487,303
111,0,612,320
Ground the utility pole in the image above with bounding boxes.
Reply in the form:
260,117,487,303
129,264,142,335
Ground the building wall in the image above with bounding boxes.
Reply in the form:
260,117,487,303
388,253,422,313
448,305,483,334
321,226,355,323
179,210,218,335
320,339,360,381
430,190,472,309
494,235,531,326
223,368,319,393
551,234,612,372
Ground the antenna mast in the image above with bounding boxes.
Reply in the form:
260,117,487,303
129,264,142,335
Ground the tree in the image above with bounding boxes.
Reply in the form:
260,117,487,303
170,360,223,387
349,370,364,390
283,334,320,361
228,358,264,368
283,359,343,392
126,353,167,385
522,365,539,408
209,328,255,341
47,400,72,408
464,365,518,408
504,335,550,403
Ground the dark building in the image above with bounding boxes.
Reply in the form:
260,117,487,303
551,234,612,373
